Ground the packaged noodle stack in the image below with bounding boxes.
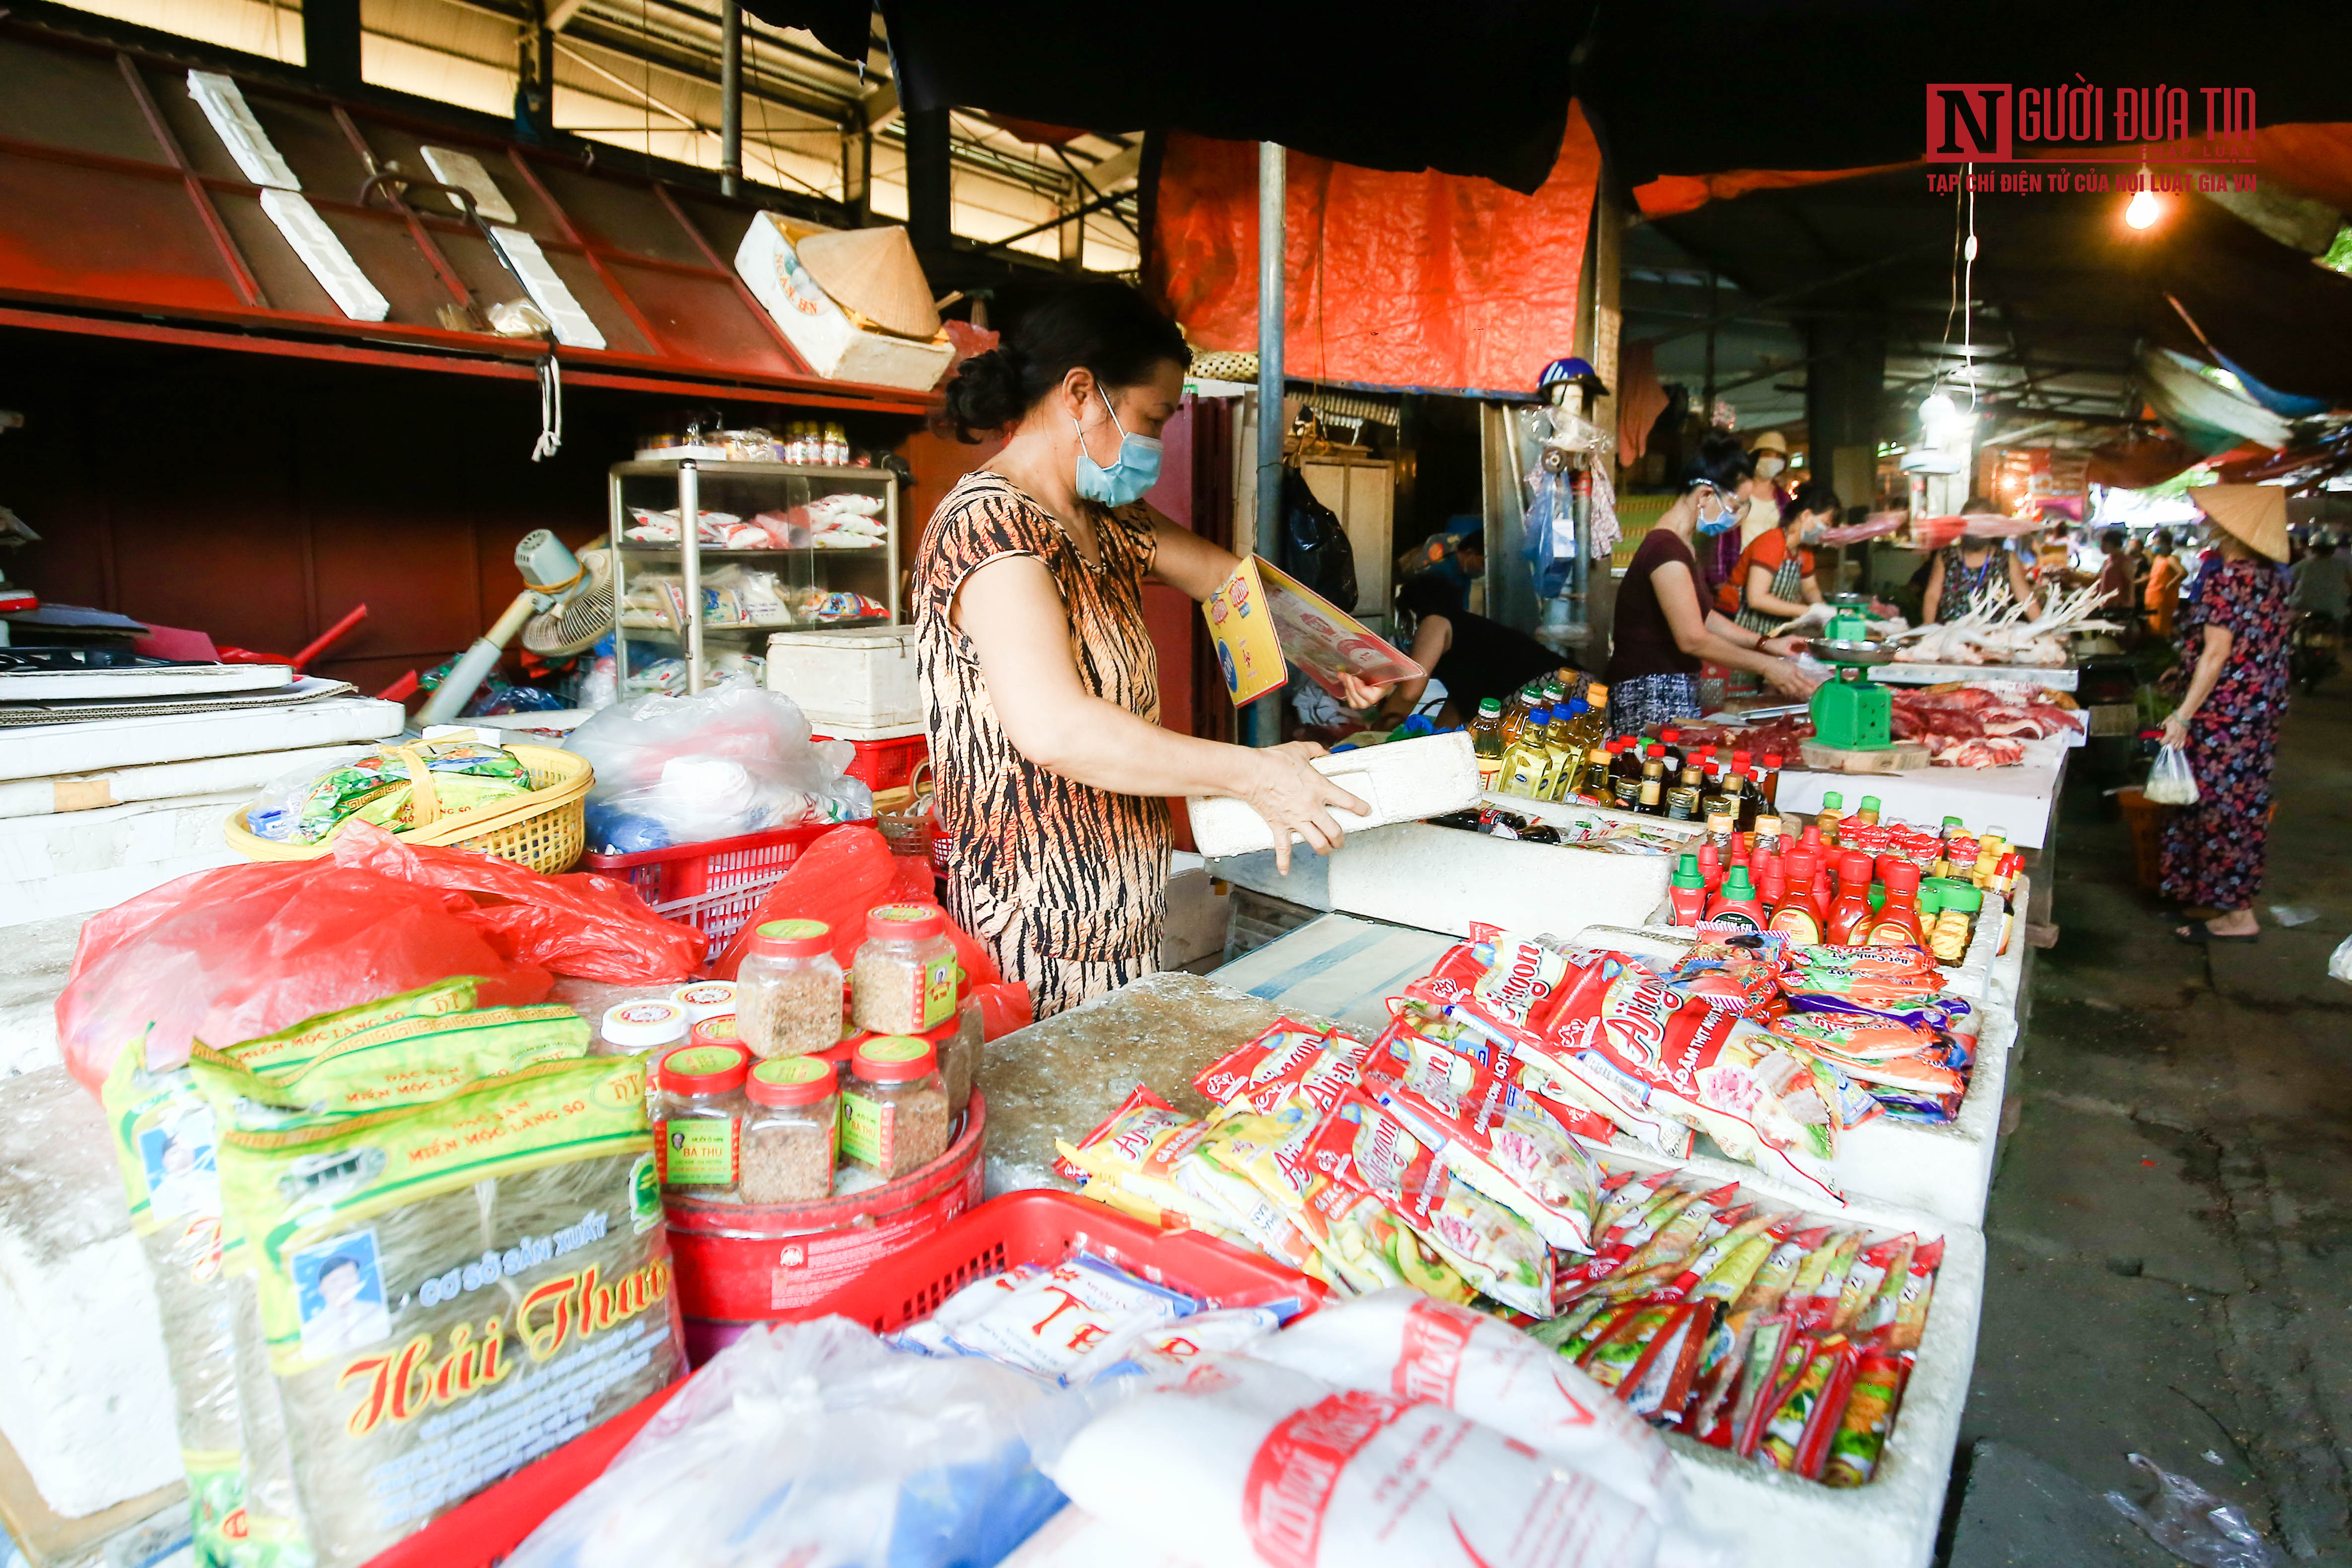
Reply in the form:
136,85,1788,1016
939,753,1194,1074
133,988,686,1568
101,978,484,1568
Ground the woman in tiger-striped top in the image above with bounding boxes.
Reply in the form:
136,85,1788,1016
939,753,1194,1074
916,282,1380,1017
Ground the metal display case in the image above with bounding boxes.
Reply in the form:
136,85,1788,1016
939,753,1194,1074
607,459,900,695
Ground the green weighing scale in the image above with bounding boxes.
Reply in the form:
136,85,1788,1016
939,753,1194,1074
1807,603,1896,750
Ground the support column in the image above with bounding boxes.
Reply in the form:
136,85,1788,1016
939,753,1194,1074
1250,140,1288,747
905,108,952,253
1805,317,1888,591
514,0,555,142
718,0,742,197
303,0,362,90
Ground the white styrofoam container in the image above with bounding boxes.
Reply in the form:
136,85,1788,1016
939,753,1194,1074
1189,733,1480,859
0,742,374,820
1987,877,2028,1011
0,1066,184,1518
735,213,955,391
0,791,248,927
1,697,405,781
765,626,921,732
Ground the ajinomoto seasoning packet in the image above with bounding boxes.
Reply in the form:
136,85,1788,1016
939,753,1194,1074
213,1052,680,1568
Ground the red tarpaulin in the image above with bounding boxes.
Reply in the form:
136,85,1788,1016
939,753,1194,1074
1149,108,1603,397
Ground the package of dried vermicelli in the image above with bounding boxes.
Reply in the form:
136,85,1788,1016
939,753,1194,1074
212,1050,681,1568
102,979,490,1568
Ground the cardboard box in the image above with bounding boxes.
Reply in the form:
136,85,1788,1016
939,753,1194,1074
1201,555,1419,706
735,213,955,392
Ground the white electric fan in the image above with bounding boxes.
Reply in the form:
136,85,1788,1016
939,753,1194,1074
412,531,614,728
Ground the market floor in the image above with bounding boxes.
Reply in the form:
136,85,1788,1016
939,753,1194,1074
1945,680,2352,1566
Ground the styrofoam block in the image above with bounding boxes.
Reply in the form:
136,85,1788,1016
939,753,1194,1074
1207,913,1453,1033
487,225,605,349
1323,799,1682,939
1188,733,1480,859
766,627,920,731
1823,1004,2014,1227
1,698,405,780
735,213,954,391
0,1067,183,1517
1595,1143,1984,1568
0,792,248,927
0,743,375,820
419,145,518,223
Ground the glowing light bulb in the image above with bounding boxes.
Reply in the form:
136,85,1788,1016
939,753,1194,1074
1920,391,1958,429
2126,188,2160,228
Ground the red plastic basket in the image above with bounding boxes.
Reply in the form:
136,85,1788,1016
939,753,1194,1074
798,1189,1331,1335
819,731,929,796
359,1190,1322,1568
580,820,839,942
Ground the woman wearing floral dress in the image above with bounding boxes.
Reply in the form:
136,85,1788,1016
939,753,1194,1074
2158,486,2294,944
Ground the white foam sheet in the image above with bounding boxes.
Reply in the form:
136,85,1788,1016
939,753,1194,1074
1189,733,1481,858
1774,742,2067,850
0,743,375,819
1585,1141,1983,1568
1207,913,1454,1033
0,792,249,926
0,1066,184,1517
1,697,404,780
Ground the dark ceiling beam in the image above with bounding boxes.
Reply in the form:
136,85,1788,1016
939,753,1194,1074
1645,243,1948,349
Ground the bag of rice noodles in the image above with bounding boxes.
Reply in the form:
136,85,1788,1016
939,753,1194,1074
210,1046,681,1568
101,979,488,1568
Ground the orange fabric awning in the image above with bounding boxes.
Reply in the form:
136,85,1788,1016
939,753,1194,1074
1149,108,1604,396
2255,123,2352,212
1633,164,1914,220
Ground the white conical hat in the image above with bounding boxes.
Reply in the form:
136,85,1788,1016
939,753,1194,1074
794,225,941,340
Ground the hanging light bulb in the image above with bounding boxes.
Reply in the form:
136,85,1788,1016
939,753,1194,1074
1920,390,1958,430
2125,166,2161,230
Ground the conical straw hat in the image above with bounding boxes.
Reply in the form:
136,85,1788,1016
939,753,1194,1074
794,225,941,340
2193,484,2289,562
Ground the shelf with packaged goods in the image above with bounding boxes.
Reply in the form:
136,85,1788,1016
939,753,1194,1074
608,458,899,697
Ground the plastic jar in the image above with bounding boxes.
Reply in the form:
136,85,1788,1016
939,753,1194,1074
737,919,845,1058
851,904,958,1036
670,980,737,1026
653,1042,749,1201
937,1003,981,1119
739,1057,839,1205
600,999,688,1057
841,1035,950,1179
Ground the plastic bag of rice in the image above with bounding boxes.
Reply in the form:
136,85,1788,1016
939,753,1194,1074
211,1047,682,1568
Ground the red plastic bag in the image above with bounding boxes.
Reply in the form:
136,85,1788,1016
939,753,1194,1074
57,824,705,1092
707,824,1004,989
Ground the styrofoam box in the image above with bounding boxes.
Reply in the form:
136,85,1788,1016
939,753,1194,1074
735,213,954,391
766,626,921,734
1597,1141,1985,1568
0,1067,184,1518
0,790,247,927
1189,732,1481,859
1987,877,2028,1011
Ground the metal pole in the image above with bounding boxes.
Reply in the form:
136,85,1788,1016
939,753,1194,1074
718,0,742,197
1255,140,1285,550
679,461,704,694
1702,270,1718,423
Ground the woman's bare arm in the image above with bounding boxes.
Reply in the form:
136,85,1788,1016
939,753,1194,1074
2163,623,2234,746
2007,554,2043,619
1922,555,1946,623
1746,560,1812,619
1652,559,1819,697
1146,511,1242,600
956,555,1368,871
1374,614,1452,721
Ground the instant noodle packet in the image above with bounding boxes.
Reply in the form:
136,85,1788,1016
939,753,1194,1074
188,1004,590,1126
1053,1087,1257,1245
1733,1224,1830,1314
1833,1234,1915,1333
1753,1334,1864,1478
1191,1020,1372,1117
1872,1235,1946,1351
1787,1228,1868,1331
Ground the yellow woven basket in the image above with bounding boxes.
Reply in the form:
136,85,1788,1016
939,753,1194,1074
224,743,593,875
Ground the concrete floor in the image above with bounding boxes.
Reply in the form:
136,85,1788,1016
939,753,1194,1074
1948,682,2352,1565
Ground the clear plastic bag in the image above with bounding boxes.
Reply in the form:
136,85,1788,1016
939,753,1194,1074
2105,1453,2283,1568
2146,744,2201,806
568,685,870,853
505,1317,1067,1568
2329,934,2352,986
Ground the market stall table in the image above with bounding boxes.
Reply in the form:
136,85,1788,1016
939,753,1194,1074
1773,741,2068,851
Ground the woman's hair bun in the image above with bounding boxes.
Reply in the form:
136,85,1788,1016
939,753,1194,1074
942,347,1027,441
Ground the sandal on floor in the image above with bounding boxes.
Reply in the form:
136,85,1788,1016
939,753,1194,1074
2174,923,2259,945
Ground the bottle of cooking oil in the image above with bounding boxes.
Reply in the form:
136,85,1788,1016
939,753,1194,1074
1498,683,1543,746
1542,705,1585,800
1470,697,1506,793
1498,707,1556,799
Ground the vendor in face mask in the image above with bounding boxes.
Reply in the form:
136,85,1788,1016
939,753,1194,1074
917,281,1386,1018
1718,479,1841,634
1737,431,1792,548
1604,434,1823,734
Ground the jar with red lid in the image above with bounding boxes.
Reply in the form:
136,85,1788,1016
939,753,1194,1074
739,1057,839,1204
841,1035,948,1179
652,1042,749,1201
851,903,958,1036
737,918,845,1058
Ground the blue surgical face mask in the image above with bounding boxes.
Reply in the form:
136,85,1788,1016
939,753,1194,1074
1074,388,1163,507
1694,485,1740,536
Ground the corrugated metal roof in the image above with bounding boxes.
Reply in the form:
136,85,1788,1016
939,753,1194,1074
55,0,1140,270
